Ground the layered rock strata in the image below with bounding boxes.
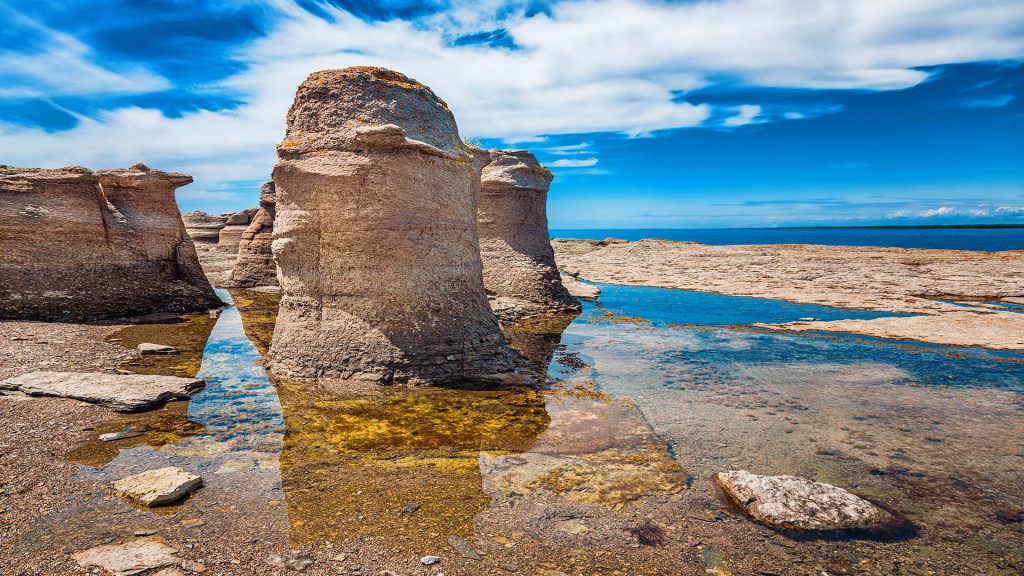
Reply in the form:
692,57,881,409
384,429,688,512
478,150,580,322
0,164,221,320
268,66,518,385
217,207,258,252
182,211,227,244
226,181,278,287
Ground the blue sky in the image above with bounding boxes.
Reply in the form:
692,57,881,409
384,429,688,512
1,0,1022,228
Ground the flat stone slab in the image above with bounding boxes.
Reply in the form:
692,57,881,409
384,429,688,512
138,343,178,355
72,540,179,576
716,469,892,530
0,371,204,412
114,467,203,507
560,273,601,301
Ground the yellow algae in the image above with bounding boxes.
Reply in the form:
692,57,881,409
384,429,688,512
106,311,217,377
64,401,205,467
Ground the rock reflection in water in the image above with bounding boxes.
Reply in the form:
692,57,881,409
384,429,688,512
65,401,205,467
106,310,218,378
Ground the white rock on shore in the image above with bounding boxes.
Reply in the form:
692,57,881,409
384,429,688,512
113,466,203,507
0,371,204,411
72,540,180,576
560,273,601,301
716,469,892,530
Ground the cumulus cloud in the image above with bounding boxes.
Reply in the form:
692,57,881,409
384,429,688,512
1,0,1023,204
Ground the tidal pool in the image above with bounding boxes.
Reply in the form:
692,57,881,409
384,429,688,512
26,285,1024,574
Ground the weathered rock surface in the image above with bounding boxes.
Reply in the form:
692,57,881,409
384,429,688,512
553,238,1024,349
137,343,177,355
0,164,221,321
217,207,259,252
0,371,204,411
478,149,579,322
113,466,203,506
560,273,601,301
226,181,278,287
181,211,227,244
716,470,892,530
72,540,180,576
268,66,517,385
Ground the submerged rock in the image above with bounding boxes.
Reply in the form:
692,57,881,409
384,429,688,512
226,180,278,287
268,66,517,385
113,466,203,506
715,469,892,530
72,540,179,576
478,149,580,322
0,164,221,321
0,371,204,412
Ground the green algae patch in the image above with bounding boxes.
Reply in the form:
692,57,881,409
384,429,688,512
65,401,205,467
106,312,217,377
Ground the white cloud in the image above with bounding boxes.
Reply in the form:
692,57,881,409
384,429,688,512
548,157,599,168
921,206,957,217
1,0,1023,206
723,104,763,127
0,8,169,97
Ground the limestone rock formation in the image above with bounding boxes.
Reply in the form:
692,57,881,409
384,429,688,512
268,66,518,385
113,466,203,506
217,207,258,252
0,164,221,320
182,211,227,244
226,181,278,287
716,470,893,530
478,150,580,321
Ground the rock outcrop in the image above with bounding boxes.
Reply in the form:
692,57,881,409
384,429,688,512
0,164,221,320
182,211,227,244
268,66,518,385
478,150,580,322
226,181,278,287
716,470,893,530
217,207,259,252
113,466,203,506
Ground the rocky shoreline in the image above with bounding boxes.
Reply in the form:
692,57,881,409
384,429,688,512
553,238,1024,349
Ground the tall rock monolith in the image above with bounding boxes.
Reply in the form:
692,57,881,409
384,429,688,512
478,150,580,322
0,163,221,320
267,66,518,385
227,181,278,288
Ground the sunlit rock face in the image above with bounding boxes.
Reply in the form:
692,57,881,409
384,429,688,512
217,208,259,253
268,66,518,385
182,211,227,244
227,181,278,288
478,149,580,323
0,164,221,320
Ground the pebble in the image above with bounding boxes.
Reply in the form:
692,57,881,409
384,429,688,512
421,555,441,565
448,535,482,560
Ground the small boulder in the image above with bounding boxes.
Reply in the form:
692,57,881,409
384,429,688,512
113,467,203,507
715,469,892,530
72,540,179,576
138,343,178,355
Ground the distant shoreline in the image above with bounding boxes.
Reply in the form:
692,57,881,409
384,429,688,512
553,224,1024,231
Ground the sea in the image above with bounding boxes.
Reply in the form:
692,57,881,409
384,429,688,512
549,227,1024,251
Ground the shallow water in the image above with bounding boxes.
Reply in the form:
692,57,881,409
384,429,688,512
25,285,1024,574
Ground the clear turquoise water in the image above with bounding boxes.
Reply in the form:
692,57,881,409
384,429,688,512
567,282,1024,393
550,227,1024,251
